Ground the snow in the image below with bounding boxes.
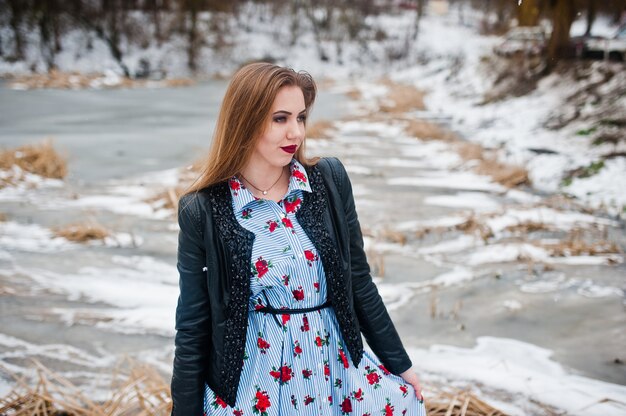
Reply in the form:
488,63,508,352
407,336,626,416
1,5,625,414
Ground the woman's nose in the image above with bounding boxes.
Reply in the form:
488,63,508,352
287,119,304,140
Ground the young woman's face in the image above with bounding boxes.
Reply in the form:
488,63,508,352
251,85,306,171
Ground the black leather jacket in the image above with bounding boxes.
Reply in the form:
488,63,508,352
171,157,412,415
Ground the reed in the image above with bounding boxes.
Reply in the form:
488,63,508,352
0,139,67,188
52,221,110,243
0,360,509,416
306,120,335,139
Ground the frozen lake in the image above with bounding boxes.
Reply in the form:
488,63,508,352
0,80,625,415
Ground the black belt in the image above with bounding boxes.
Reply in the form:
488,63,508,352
256,291,331,328
255,299,332,315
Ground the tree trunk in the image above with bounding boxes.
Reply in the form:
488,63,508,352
412,0,424,41
149,0,163,46
584,0,596,36
517,0,540,26
8,0,25,60
547,0,577,68
187,0,199,73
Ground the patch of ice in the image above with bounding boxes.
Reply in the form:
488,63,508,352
424,191,501,210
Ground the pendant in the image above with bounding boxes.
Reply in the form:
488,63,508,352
262,190,268,195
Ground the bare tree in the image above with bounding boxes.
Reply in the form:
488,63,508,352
547,0,577,67
7,0,27,60
583,0,596,36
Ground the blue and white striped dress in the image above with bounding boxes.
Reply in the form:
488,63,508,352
204,158,427,416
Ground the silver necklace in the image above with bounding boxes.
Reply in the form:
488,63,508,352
239,168,284,196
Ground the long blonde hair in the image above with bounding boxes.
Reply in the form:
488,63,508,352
183,62,319,198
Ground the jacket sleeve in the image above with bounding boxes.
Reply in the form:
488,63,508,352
333,157,413,375
171,193,211,416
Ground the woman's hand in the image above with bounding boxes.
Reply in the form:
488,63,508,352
399,368,424,402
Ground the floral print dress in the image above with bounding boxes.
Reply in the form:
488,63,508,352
203,158,427,416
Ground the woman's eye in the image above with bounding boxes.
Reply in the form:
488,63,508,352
273,116,287,123
297,115,307,123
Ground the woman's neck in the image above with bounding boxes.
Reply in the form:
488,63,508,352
238,162,291,202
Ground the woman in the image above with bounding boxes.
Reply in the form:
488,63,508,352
171,62,427,415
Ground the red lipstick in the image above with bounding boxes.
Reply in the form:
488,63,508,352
281,145,297,154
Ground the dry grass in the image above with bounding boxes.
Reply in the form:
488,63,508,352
456,142,530,188
504,221,552,234
455,216,494,241
8,69,194,90
405,119,457,141
456,142,485,161
540,236,622,257
378,79,426,113
345,87,363,101
0,139,67,188
306,120,335,139
475,158,530,188
425,388,509,416
0,358,172,415
0,212,7,222
378,227,408,245
52,221,110,243
0,361,508,416
148,159,204,215
146,186,188,212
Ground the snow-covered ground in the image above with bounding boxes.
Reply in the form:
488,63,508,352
1,4,625,415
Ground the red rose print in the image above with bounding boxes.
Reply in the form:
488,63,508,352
302,368,312,379
367,372,380,385
292,286,304,301
284,196,302,213
304,249,318,266
257,332,270,353
229,179,240,194
400,384,408,397
265,219,279,232
338,348,350,368
340,397,352,414
384,399,395,416
351,388,364,401
293,340,302,357
364,366,381,388
281,314,290,327
290,394,298,409
315,330,329,347
282,274,290,286
253,256,272,278
293,169,307,183
328,395,332,405
253,387,271,415
378,364,391,375
234,410,243,416
334,378,343,388
313,281,320,292
211,395,227,409
269,364,292,384
324,361,330,379
300,315,310,332
304,395,315,405
281,217,295,233
242,208,252,219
